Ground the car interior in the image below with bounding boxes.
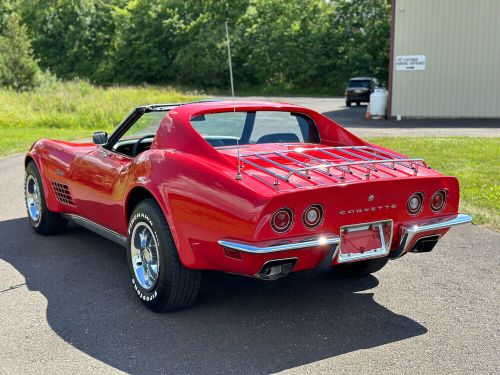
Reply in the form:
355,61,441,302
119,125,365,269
112,136,155,157
109,110,321,157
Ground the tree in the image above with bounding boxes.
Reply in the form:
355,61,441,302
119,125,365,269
0,0,15,31
237,0,333,90
172,0,249,88
5,0,392,93
0,13,41,91
17,0,121,82
329,0,392,91
105,0,182,84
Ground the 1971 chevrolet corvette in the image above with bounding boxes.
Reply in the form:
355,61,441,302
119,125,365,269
24,100,472,312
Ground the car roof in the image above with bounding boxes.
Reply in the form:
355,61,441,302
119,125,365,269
149,99,367,163
150,100,331,161
169,100,308,118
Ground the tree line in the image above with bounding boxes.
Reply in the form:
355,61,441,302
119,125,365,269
0,0,391,93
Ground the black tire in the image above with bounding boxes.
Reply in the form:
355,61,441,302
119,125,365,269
127,199,201,312
25,161,67,235
346,100,352,107
332,257,389,277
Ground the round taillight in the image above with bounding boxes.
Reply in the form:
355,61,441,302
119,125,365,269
302,204,324,229
271,208,293,233
407,192,424,215
430,190,446,212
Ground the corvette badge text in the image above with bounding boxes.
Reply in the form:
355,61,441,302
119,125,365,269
340,204,397,215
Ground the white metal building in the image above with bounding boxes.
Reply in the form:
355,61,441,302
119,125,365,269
388,0,500,119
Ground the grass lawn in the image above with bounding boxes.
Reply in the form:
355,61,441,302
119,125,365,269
369,137,500,230
0,80,202,156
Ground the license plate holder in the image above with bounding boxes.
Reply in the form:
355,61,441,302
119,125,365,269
338,220,392,263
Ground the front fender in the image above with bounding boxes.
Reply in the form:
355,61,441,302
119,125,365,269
25,141,60,212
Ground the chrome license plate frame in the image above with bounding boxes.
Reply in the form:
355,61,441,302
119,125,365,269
337,220,393,263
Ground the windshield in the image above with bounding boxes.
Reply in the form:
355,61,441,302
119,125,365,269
190,111,320,147
119,111,166,141
348,80,370,88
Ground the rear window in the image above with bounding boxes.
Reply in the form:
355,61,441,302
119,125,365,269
190,111,319,147
348,80,370,88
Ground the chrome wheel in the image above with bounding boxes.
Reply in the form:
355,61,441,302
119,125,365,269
130,222,160,290
26,175,42,223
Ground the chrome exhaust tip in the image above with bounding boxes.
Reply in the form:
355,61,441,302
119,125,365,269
257,258,297,280
410,234,440,253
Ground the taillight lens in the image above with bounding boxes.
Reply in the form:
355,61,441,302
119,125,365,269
430,190,447,212
407,192,424,215
271,208,293,233
302,204,323,229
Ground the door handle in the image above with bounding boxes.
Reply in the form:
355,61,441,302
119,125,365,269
98,146,110,158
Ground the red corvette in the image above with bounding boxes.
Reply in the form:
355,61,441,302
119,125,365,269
24,101,471,311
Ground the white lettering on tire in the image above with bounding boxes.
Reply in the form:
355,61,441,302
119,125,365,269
129,211,161,303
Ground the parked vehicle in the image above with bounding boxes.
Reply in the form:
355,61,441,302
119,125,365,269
345,77,379,107
24,100,471,312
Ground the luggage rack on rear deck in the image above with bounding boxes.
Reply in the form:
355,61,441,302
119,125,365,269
238,145,429,186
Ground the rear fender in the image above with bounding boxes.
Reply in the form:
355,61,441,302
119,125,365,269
131,150,266,270
124,182,184,265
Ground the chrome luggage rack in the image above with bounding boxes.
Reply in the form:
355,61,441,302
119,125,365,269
238,145,429,186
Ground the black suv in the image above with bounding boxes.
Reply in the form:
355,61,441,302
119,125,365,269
345,77,379,107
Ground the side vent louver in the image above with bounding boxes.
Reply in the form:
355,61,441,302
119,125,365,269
52,181,74,205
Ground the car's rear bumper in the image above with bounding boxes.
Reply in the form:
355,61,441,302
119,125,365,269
218,235,340,254
218,235,341,279
390,213,472,258
218,213,472,279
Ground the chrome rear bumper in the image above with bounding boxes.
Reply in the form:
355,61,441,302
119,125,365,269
218,234,340,254
219,234,341,277
218,213,472,273
390,213,472,259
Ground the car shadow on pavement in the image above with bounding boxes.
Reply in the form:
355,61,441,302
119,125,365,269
0,218,427,374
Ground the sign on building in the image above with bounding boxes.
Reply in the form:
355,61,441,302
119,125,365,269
395,55,426,71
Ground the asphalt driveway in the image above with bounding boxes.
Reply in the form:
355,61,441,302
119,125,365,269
1,124,499,374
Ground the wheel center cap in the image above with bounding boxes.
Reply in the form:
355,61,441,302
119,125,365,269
142,247,152,263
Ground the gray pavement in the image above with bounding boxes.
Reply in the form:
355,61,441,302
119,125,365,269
217,96,500,138
1,123,500,374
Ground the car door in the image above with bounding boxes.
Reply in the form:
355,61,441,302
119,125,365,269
72,146,133,234
71,109,167,235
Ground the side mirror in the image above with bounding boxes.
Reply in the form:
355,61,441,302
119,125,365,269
92,131,108,145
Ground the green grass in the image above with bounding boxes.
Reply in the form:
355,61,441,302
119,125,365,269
369,137,500,230
0,80,202,156
0,128,93,157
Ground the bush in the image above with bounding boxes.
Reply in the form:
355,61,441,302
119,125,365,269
0,13,41,91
